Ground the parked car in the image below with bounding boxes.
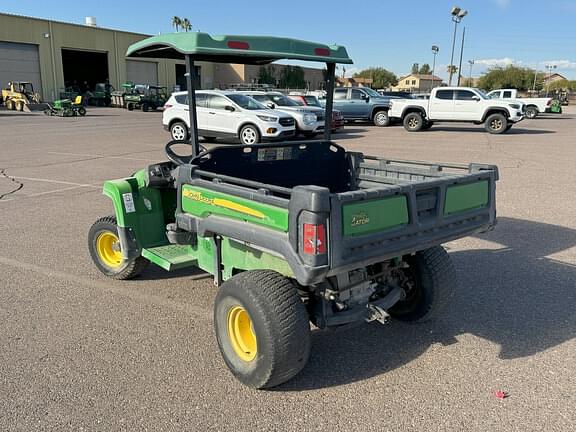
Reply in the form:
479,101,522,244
287,94,344,132
485,89,551,119
377,90,414,99
389,87,525,134
163,90,295,145
327,87,392,126
239,91,325,138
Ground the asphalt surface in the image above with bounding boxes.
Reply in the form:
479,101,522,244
1,106,575,431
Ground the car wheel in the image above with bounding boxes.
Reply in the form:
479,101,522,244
127,103,134,111
373,110,390,127
388,246,456,322
214,270,311,389
525,106,538,119
170,122,189,141
403,112,424,132
485,113,508,134
239,124,260,145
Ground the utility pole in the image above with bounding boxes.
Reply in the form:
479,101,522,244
457,26,466,86
449,6,468,86
431,45,439,90
468,59,475,86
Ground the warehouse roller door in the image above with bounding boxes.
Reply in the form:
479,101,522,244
126,60,158,85
0,41,42,95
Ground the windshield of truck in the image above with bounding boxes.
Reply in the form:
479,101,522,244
227,94,267,110
362,87,383,98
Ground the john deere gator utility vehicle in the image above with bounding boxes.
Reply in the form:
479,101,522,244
88,32,499,389
124,84,168,111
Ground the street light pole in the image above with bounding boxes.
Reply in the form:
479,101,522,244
449,6,467,86
545,64,557,97
431,45,439,90
457,26,466,86
468,59,475,86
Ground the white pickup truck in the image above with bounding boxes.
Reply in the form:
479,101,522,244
486,89,552,119
389,87,525,134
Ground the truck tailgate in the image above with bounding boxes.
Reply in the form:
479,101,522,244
328,157,498,272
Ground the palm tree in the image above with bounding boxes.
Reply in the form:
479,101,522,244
181,18,192,32
171,16,181,32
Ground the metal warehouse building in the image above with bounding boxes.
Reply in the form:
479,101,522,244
0,12,215,101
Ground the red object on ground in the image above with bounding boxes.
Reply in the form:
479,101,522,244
494,390,509,400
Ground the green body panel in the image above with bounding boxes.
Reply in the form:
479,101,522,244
444,180,489,216
103,169,175,249
342,196,409,237
181,185,288,232
126,32,353,64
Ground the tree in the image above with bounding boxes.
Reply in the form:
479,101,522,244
181,18,192,32
419,64,432,75
446,65,458,75
548,79,576,91
411,63,420,74
278,66,306,89
353,67,398,89
171,16,181,32
477,65,543,91
258,66,276,85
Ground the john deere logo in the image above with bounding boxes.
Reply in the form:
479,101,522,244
351,212,370,226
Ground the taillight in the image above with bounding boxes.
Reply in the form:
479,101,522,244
303,223,326,255
164,103,173,109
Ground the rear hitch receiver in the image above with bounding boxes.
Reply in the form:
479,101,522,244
366,304,391,325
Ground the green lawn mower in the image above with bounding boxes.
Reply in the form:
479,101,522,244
44,95,87,117
88,32,499,389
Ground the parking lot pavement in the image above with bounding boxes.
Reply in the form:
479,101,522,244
1,106,575,431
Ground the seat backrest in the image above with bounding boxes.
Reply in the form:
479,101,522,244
74,95,83,104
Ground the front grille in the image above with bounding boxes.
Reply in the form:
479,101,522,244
279,117,295,127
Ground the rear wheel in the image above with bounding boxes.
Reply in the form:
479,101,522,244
388,246,456,322
6,99,14,110
239,124,260,145
16,101,24,112
141,103,149,112
127,103,134,111
403,112,424,132
170,121,189,141
78,106,87,116
484,113,508,134
525,106,538,119
88,216,148,280
373,110,390,127
214,270,311,389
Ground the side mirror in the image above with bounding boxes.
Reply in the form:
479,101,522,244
225,105,235,112
266,102,276,109
361,94,369,101
472,96,480,101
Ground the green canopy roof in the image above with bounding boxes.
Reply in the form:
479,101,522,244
126,32,353,65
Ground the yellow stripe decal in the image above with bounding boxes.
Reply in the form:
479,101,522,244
212,198,266,219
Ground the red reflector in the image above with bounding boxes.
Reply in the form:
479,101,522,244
303,223,326,255
227,41,250,50
314,47,330,56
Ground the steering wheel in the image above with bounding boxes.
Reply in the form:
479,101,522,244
164,140,207,165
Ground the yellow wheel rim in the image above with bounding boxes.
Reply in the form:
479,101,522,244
95,231,123,268
227,305,257,362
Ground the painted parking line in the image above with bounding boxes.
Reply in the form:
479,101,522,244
47,151,158,162
12,176,100,188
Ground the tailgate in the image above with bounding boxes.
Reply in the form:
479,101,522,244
328,167,497,272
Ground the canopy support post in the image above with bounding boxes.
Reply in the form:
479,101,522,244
323,62,336,142
185,54,200,157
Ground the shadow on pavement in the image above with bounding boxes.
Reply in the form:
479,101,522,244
278,217,576,391
427,126,555,135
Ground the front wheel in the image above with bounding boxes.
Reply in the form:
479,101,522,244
403,112,424,132
388,246,456,322
524,106,538,119
373,110,390,127
239,124,261,145
88,216,148,280
214,270,311,389
484,113,508,134
170,121,189,141
6,99,14,110
16,101,24,112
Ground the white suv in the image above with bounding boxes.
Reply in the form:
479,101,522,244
239,91,325,138
163,90,296,145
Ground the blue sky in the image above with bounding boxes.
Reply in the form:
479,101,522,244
2,0,575,80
